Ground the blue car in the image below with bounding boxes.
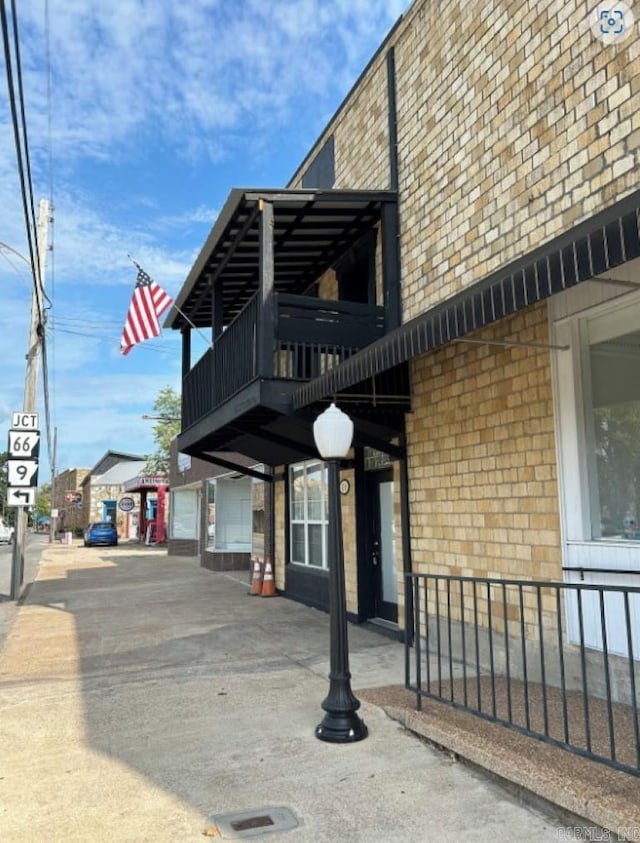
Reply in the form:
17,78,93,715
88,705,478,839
84,521,118,547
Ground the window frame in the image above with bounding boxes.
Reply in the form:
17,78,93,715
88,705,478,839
169,487,200,540
551,283,640,567
289,460,328,569
214,476,252,553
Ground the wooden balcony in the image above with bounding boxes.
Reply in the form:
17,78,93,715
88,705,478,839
182,292,385,431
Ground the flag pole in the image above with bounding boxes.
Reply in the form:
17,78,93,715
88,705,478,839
127,255,213,349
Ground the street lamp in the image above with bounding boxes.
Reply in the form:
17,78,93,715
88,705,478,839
313,403,367,743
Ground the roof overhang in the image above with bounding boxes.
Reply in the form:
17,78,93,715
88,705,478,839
165,188,396,330
294,186,640,408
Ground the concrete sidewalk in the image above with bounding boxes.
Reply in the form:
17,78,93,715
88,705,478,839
0,544,573,841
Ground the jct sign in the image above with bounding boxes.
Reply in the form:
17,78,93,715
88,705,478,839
11,412,39,430
6,411,40,508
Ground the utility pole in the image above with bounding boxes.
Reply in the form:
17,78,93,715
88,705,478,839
49,427,57,543
11,198,50,600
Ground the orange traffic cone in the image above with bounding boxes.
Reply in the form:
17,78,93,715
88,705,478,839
260,558,276,597
248,557,264,596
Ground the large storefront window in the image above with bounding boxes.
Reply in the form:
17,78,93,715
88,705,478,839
552,288,640,656
553,288,640,551
170,488,200,539
214,477,252,552
290,460,328,568
583,303,640,540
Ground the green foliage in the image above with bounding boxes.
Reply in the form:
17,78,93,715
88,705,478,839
35,484,51,518
144,386,181,474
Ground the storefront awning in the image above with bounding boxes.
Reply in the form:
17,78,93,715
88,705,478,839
294,187,640,409
124,475,169,493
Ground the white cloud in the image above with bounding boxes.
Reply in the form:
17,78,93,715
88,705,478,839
16,0,408,166
1,0,413,477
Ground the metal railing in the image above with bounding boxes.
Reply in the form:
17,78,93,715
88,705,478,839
182,293,259,429
182,292,386,429
406,572,640,776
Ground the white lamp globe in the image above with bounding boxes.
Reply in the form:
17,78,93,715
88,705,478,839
313,403,354,459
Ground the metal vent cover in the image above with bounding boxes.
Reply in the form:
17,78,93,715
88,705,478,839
207,806,299,839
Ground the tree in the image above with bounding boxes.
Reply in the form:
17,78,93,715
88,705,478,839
144,386,181,474
34,484,51,520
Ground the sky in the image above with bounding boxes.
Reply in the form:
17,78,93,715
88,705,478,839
0,0,411,481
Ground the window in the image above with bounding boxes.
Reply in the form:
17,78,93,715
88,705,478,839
582,303,640,540
552,287,640,549
170,488,200,539
214,477,252,552
289,460,328,568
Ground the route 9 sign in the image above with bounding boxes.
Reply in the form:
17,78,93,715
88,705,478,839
7,459,38,487
8,429,40,459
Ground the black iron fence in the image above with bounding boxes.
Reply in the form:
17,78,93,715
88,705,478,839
406,572,640,776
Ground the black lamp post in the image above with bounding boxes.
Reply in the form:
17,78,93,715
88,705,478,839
313,403,367,743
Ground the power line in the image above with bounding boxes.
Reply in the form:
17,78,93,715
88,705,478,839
0,0,43,319
48,326,177,355
52,314,144,328
43,0,55,443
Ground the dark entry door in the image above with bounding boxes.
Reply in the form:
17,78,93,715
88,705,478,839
368,470,398,623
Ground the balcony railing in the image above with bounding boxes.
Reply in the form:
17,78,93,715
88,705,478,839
182,292,385,429
406,571,640,777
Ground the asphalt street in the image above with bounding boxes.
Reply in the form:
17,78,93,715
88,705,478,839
0,530,48,644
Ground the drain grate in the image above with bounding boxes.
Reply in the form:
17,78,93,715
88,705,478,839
231,816,273,832
207,806,299,839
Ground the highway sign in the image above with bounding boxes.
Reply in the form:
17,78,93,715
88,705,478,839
11,411,39,431
7,487,36,507
7,459,38,487
8,429,40,459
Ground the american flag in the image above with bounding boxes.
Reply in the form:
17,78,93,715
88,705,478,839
120,264,173,355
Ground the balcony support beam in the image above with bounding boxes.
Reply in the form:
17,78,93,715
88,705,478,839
259,199,275,377
181,326,191,379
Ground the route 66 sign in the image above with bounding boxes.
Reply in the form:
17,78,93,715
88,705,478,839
8,429,40,459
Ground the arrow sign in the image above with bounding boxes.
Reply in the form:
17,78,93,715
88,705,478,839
7,487,36,507
8,429,40,459
7,459,39,487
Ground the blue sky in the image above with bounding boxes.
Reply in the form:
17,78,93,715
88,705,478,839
0,0,411,479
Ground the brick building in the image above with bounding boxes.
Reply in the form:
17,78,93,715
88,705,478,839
51,467,89,534
165,0,640,652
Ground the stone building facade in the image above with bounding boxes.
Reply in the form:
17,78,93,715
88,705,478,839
80,452,146,537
